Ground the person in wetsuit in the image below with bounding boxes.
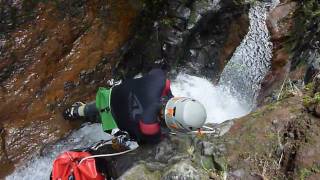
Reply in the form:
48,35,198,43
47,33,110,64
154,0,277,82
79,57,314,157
63,68,207,144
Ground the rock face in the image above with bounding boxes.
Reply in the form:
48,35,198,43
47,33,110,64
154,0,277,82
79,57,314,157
286,0,320,84
257,0,320,107
114,0,249,80
0,0,140,177
258,1,297,105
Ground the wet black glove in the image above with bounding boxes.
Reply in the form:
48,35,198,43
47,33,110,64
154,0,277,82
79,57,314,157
111,130,130,151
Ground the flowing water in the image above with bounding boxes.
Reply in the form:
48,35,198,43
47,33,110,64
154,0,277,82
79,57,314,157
6,2,277,179
219,2,275,108
171,74,251,124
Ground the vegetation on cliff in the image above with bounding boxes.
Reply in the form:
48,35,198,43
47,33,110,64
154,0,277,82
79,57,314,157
288,0,320,69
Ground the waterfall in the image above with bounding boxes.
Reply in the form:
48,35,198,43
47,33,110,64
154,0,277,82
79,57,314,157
171,2,278,124
171,74,251,124
219,2,275,109
6,2,279,179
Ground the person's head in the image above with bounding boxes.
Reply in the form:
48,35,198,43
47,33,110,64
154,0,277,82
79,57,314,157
162,97,207,133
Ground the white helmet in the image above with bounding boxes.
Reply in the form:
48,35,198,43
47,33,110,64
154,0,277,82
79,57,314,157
164,97,207,133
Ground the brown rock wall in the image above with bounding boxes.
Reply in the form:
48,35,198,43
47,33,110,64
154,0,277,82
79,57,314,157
0,0,139,177
258,1,297,104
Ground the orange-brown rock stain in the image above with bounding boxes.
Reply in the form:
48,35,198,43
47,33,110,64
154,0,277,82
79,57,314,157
0,0,138,178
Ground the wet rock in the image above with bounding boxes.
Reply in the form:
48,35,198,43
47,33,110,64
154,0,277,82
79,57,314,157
0,127,14,178
0,0,140,178
214,120,234,137
145,162,167,171
314,73,320,93
167,154,189,165
186,0,221,30
202,141,214,156
155,139,175,162
293,117,320,179
63,81,76,91
258,1,297,105
161,26,184,46
183,5,249,79
304,50,320,84
116,0,248,80
162,160,207,180
175,5,191,20
118,164,160,180
228,169,246,179
193,0,221,14
315,104,320,118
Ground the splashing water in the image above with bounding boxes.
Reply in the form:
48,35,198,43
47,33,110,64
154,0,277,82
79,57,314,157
171,73,251,124
219,2,276,109
172,2,278,124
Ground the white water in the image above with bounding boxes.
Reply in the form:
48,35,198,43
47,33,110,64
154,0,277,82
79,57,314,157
171,74,251,124
7,2,278,179
219,2,275,107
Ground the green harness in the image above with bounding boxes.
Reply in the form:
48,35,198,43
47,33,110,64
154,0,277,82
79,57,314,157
96,87,118,132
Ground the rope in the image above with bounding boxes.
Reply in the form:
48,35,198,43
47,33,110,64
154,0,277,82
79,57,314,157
188,130,217,134
202,125,214,130
79,147,137,165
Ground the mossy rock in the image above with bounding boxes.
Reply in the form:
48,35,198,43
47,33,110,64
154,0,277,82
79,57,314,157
118,164,161,180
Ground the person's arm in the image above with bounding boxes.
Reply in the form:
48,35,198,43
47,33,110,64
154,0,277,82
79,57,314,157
161,79,173,98
139,103,161,136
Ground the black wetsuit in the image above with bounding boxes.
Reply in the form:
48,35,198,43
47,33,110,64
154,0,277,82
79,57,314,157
84,69,173,144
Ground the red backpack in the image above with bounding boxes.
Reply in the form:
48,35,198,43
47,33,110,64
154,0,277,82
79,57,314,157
51,151,107,180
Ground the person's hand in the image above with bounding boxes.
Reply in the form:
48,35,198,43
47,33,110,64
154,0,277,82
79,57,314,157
111,129,130,151
111,130,138,151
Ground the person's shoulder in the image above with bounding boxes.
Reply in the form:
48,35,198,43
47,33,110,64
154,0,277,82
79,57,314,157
148,68,166,76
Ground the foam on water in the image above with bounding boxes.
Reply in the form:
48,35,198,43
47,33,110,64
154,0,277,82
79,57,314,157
171,73,251,124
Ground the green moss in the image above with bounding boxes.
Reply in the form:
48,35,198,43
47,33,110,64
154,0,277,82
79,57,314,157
311,164,320,173
298,164,320,180
251,111,263,118
160,18,175,26
266,103,278,111
302,91,320,107
303,95,313,107
266,132,276,140
314,92,320,103
304,83,314,92
188,10,199,26
200,156,214,171
287,0,320,68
